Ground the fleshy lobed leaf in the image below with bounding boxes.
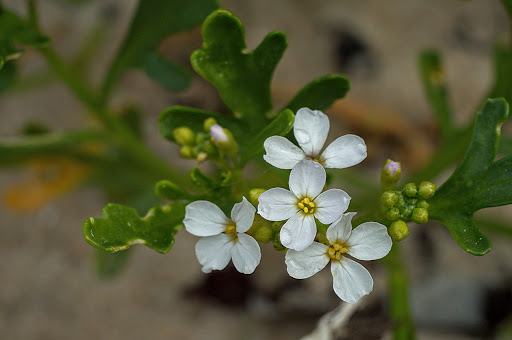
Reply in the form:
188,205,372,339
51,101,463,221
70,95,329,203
241,109,294,165
100,0,218,99
429,98,510,255
83,203,185,253
190,10,287,122
285,75,350,113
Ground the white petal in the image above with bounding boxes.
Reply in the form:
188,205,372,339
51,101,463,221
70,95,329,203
263,136,306,169
331,258,373,304
231,197,256,233
326,212,357,245
289,159,326,199
347,222,392,260
258,188,298,221
280,213,317,251
321,135,367,169
184,201,229,237
195,234,235,273
285,242,330,279
314,189,351,224
231,233,261,274
294,108,329,157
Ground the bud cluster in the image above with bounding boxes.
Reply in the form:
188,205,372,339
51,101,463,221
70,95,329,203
172,118,239,162
381,181,435,223
379,159,436,241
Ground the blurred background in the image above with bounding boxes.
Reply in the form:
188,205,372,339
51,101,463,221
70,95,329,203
1,0,512,339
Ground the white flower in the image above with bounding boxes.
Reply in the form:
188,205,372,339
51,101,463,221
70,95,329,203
258,159,351,251
285,213,392,303
183,197,261,274
263,107,367,169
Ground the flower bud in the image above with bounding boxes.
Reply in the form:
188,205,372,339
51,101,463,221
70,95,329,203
380,159,402,190
179,145,194,159
418,181,436,199
417,200,429,209
210,124,229,143
196,152,208,163
403,183,418,198
173,126,195,146
254,225,273,243
381,190,399,208
203,117,218,132
412,207,429,224
249,188,266,206
386,207,401,221
210,124,239,158
389,220,409,242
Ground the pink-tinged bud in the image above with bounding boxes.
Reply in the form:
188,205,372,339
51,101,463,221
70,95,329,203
381,159,402,190
210,124,229,143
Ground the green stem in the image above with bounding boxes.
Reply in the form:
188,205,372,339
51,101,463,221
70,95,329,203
36,46,179,180
385,244,416,340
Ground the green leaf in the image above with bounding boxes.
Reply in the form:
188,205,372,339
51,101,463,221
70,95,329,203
101,0,218,99
0,131,109,166
285,75,350,113
191,10,287,122
158,105,240,142
241,109,294,164
155,179,188,200
429,98,510,255
83,203,185,253
0,8,50,47
419,50,453,136
189,167,218,188
142,50,192,91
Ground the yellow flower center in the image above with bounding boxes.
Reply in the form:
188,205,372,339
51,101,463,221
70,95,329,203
225,225,238,242
298,197,316,214
327,242,349,261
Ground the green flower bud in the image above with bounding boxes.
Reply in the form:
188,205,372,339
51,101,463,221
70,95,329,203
418,181,436,199
254,225,273,243
381,190,399,208
179,145,194,159
386,207,401,221
389,220,409,242
402,205,414,219
403,183,418,198
195,132,207,145
417,200,429,209
380,159,402,190
249,188,266,206
412,207,429,224
173,126,195,146
203,117,217,132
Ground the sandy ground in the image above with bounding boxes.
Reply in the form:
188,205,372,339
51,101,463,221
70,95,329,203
1,0,511,339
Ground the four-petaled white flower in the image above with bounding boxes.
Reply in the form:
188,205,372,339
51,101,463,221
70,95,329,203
263,107,367,169
285,213,392,303
184,197,261,274
258,159,351,251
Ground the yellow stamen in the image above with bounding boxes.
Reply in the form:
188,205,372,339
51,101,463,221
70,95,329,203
225,225,237,235
327,242,349,261
298,197,316,215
